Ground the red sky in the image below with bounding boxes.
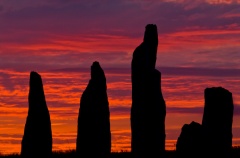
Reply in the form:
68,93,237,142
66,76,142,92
0,0,240,154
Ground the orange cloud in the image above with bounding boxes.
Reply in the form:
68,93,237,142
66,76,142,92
1,67,240,154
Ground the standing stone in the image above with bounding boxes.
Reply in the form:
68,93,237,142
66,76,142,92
76,61,111,158
176,121,203,158
202,87,234,157
131,24,166,158
21,71,52,158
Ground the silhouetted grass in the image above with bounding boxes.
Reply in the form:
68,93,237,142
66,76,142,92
0,147,240,158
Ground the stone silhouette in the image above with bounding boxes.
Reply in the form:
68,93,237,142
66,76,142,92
131,24,166,158
21,71,52,158
76,61,111,158
176,121,203,158
202,87,234,157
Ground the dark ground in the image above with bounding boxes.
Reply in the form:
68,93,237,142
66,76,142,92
1,147,240,158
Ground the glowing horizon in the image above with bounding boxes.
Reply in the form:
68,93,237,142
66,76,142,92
1,68,240,154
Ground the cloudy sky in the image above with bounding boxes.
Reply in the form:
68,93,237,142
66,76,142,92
0,0,240,154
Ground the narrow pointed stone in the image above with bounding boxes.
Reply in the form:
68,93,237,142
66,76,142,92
131,24,166,158
77,61,111,158
202,87,234,157
21,71,52,158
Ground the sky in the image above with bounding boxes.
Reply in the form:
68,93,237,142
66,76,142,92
0,0,240,154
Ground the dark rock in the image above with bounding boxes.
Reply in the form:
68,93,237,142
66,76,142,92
131,24,166,158
21,71,52,158
76,61,111,158
202,87,234,157
176,121,203,158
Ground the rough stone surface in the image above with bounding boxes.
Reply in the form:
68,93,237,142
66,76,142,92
131,24,166,158
21,71,52,158
76,61,111,158
202,87,234,157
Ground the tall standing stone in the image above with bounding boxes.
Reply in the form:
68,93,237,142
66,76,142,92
202,87,234,157
131,24,166,158
21,71,52,158
76,61,111,158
